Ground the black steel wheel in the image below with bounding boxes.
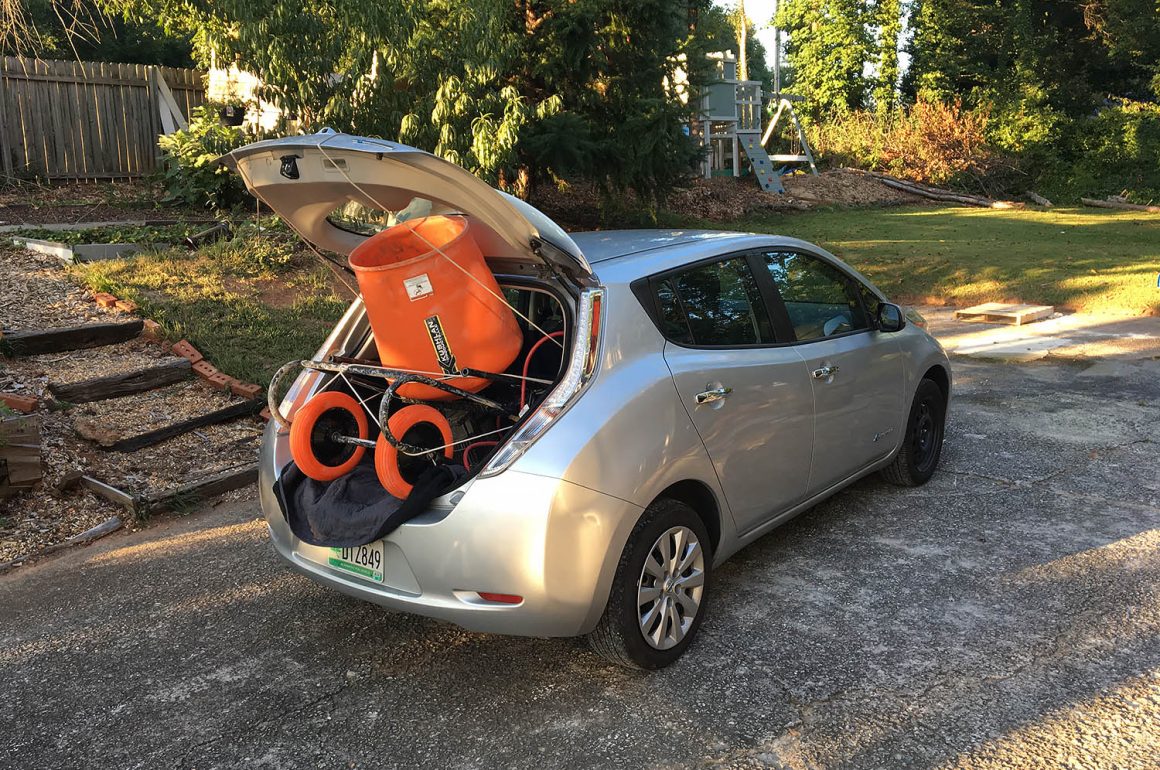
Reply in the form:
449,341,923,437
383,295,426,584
881,377,946,487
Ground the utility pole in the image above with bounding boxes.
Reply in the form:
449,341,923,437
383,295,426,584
737,0,748,82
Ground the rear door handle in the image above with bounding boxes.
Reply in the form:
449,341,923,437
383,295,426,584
695,386,732,404
812,364,840,379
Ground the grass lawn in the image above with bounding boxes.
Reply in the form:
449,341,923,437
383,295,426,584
69,226,352,386
63,203,1157,389
678,205,1160,315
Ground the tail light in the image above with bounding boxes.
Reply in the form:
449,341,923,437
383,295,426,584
476,592,523,604
479,287,605,477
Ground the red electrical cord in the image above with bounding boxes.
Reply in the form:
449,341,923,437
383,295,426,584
462,440,499,471
468,331,565,471
520,331,566,408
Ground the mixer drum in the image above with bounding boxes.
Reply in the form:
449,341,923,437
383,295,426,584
348,214,523,401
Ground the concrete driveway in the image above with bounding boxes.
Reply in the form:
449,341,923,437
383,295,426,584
2,356,1158,769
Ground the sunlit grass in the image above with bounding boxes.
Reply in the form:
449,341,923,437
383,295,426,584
69,234,351,385
684,205,1160,315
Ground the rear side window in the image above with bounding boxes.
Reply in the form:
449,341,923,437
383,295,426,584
652,257,774,346
761,251,868,341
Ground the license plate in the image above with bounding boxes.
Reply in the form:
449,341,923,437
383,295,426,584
327,542,385,583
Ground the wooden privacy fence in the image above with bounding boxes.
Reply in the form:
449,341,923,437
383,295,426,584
0,57,207,180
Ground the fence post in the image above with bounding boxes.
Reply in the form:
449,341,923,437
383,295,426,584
0,58,14,178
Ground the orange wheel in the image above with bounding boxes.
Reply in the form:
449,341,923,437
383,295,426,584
289,391,369,481
375,405,454,498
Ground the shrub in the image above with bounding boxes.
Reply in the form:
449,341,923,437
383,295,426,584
157,106,253,210
1032,101,1160,203
805,97,1003,190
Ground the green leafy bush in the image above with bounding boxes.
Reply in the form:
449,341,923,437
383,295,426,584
157,106,252,210
1031,101,1160,203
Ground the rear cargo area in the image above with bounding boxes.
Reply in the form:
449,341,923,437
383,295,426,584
273,280,572,546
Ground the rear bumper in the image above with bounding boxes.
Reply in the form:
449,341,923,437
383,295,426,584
258,422,642,637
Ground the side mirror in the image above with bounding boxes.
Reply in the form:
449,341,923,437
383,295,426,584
876,302,906,333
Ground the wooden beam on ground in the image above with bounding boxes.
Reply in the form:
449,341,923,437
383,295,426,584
80,475,138,513
41,516,123,555
9,235,75,264
0,516,124,574
1027,191,1054,208
844,169,1023,209
1080,197,1160,213
142,463,258,515
0,320,143,356
50,358,191,403
102,398,262,452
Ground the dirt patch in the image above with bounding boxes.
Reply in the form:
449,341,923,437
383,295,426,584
0,179,202,225
0,204,206,227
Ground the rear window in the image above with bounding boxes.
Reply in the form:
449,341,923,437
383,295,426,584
327,198,435,236
651,257,775,346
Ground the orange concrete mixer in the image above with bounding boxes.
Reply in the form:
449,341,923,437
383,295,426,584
348,214,523,401
287,214,524,498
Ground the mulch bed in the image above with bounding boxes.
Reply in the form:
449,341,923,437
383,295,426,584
22,338,176,387
0,245,131,328
530,171,924,230
1,246,262,565
783,169,925,206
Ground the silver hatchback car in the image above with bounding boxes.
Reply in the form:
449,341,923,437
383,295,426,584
231,132,951,669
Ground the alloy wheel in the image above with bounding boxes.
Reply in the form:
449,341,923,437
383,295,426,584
637,525,705,650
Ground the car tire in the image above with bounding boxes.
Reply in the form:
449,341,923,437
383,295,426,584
881,377,946,487
588,498,712,670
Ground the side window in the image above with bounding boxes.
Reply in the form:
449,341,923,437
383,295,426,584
761,251,868,341
652,257,775,346
655,279,695,345
857,282,883,324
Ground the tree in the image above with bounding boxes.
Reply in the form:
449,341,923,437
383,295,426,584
106,0,711,202
696,3,774,93
0,0,191,62
775,0,872,118
873,0,902,113
905,0,1160,111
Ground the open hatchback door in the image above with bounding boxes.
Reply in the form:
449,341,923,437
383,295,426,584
234,131,607,544
222,129,594,284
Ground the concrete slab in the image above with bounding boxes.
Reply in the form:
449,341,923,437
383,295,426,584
922,306,1160,362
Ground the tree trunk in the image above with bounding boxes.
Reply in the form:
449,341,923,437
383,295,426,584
737,1,749,82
